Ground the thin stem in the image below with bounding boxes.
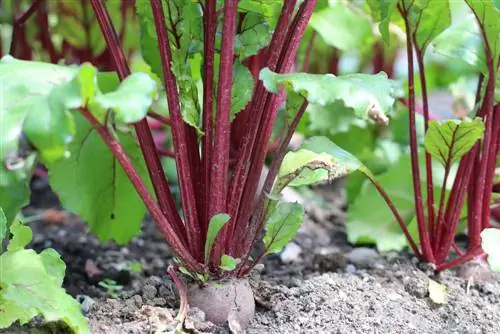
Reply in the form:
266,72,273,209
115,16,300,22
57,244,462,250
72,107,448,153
36,1,60,63
90,0,184,238
210,0,239,264
201,0,217,235
80,108,201,272
167,265,189,324
150,0,203,260
435,246,484,272
400,5,434,262
414,48,435,246
302,31,316,72
482,105,500,229
148,112,172,126
13,0,42,26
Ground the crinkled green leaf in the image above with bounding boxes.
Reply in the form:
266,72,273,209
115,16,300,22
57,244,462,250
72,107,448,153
481,228,500,272
0,56,78,164
276,136,365,193
402,0,451,52
92,72,157,124
47,114,151,244
204,213,230,264
309,3,374,51
235,13,272,59
7,220,32,252
263,202,305,254
0,249,89,333
219,255,241,271
238,0,283,27
40,248,67,286
366,0,399,44
231,62,255,119
260,68,398,124
424,118,484,166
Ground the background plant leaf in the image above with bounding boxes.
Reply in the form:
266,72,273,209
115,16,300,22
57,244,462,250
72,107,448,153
481,228,500,272
366,0,399,44
219,254,241,271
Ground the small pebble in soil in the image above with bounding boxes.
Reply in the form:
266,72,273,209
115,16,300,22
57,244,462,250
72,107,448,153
142,285,158,300
345,264,357,275
403,276,428,298
347,247,379,269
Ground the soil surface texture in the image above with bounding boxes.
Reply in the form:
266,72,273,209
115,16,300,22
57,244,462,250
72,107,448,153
3,181,500,334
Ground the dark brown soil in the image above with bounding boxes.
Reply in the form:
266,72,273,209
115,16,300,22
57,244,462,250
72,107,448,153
5,181,500,333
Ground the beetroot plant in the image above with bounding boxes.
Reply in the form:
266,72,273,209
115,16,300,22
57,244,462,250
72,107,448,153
1,0,402,328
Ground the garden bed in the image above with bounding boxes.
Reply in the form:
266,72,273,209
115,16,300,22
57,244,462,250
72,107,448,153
5,183,500,334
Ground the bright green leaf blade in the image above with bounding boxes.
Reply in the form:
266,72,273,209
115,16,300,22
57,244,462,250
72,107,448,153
0,154,36,225
403,0,451,52
204,213,230,263
0,56,79,164
276,136,364,191
424,118,485,166
47,114,151,244
40,248,66,286
260,68,398,123
481,228,500,272
220,254,241,271
346,154,415,252
92,72,157,124
309,3,374,51
465,0,500,69
0,249,90,333
231,62,255,119
0,208,6,245
428,279,447,304
7,220,32,252
235,12,272,59
430,15,486,74
366,0,399,44
263,202,305,254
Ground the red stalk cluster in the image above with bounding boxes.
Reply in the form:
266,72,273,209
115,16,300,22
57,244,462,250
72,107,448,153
86,0,317,277
370,5,499,272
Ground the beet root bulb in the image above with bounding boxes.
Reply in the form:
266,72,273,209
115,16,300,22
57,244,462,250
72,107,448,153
187,279,255,331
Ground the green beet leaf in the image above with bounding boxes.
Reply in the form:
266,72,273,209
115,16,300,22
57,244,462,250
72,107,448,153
402,0,451,53
231,62,255,119
309,3,374,52
6,220,32,252
260,68,398,124
263,202,305,255
465,0,500,68
47,114,151,244
0,249,89,333
481,228,500,272
204,213,230,264
424,118,484,167
220,255,241,271
92,72,158,124
366,0,399,44
430,15,486,74
275,136,366,193
235,12,272,60
0,154,36,225
0,208,6,248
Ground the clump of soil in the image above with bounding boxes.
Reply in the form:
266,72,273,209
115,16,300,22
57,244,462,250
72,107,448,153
7,183,500,333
